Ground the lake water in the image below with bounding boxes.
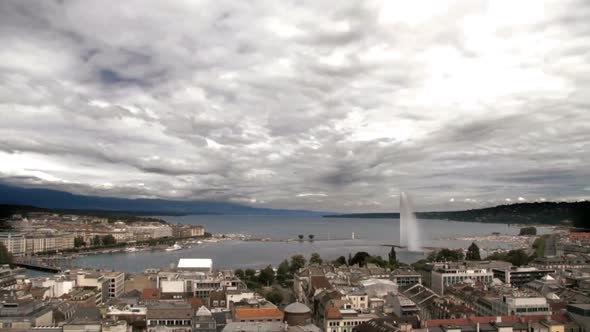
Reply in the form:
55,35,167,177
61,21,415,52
69,215,550,273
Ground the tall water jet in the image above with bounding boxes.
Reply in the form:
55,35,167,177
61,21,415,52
399,192,422,252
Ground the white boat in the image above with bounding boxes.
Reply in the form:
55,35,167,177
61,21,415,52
197,241,203,244
125,247,138,253
165,243,182,251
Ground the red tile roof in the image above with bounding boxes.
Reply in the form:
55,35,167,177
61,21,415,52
569,233,590,239
234,308,284,321
188,297,204,308
142,288,161,300
425,314,570,327
311,276,333,290
325,306,342,320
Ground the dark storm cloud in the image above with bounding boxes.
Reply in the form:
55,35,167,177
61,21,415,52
0,0,589,212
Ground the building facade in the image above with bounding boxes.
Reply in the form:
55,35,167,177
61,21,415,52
493,267,556,288
431,267,494,295
104,271,125,299
0,232,26,256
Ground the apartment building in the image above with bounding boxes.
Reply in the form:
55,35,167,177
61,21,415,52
0,232,26,256
104,271,125,299
25,233,75,254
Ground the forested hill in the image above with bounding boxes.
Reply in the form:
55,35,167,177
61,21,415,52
325,201,590,227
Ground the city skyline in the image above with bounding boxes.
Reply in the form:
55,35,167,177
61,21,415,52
1,0,589,212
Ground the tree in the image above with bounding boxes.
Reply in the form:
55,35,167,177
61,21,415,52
334,256,347,267
265,288,283,305
434,248,464,262
310,252,322,265
298,234,304,241
532,235,549,258
102,235,116,246
245,268,256,280
519,227,537,236
259,265,275,286
277,260,290,282
235,268,245,280
388,247,397,265
0,243,12,264
507,249,530,266
466,242,481,261
308,234,315,241
74,237,86,248
348,253,352,265
487,249,533,267
91,235,101,246
290,254,306,273
367,255,387,268
412,259,430,272
349,252,371,267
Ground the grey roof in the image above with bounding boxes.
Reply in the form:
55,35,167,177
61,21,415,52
284,302,311,314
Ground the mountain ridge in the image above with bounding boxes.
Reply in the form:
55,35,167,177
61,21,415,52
0,183,324,216
325,201,590,228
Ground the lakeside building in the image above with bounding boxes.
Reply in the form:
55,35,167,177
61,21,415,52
177,258,213,273
0,232,26,256
173,224,206,238
25,233,75,254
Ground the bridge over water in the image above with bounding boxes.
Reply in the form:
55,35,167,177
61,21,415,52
12,257,76,273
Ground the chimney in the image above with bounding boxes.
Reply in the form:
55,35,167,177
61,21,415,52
476,322,480,332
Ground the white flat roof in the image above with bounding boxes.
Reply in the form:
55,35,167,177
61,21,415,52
177,258,213,269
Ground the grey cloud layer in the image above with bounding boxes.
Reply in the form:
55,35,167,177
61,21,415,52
0,0,589,212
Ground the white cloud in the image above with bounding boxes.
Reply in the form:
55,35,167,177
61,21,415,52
0,0,589,212
297,193,328,197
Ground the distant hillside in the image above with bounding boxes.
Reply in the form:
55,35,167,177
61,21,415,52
0,183,323,216
325,201,590,228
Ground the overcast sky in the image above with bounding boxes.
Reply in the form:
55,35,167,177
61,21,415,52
0,0,589,212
